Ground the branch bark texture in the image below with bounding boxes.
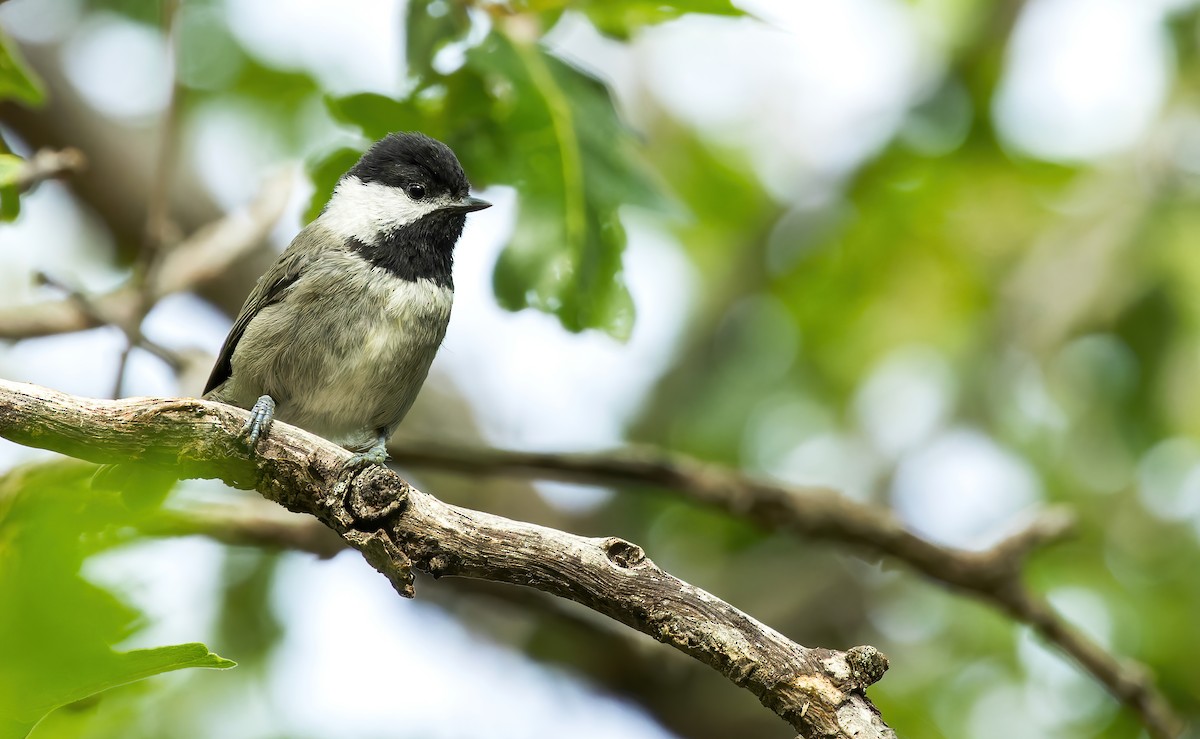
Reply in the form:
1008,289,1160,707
0,380,894,739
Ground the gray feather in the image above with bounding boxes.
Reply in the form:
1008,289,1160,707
204,224,452,452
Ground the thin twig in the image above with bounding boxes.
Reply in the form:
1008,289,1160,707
386,442,1184,739
111,347,132,399
33,272,183,373
14,148,86,192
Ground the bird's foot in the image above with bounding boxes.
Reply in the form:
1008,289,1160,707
343,440,389,472
242,394,276,449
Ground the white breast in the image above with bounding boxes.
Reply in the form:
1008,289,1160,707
337,277,453,385
283,252,454,447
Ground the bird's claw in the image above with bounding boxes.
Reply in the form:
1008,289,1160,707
242,394,276,449
343,444,389,472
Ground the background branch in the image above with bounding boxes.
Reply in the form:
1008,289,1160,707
141,503,346,559
0,171,292,342
0,379,895,739
140,0,184,260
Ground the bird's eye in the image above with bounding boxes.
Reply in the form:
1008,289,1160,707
406,183,426,201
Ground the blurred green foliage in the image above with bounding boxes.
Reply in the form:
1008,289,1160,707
0,27,41,221
0,29,42,107
511,0,740,38
0,464,232,738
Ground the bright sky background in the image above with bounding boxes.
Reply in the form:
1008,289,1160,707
0,0,1194,735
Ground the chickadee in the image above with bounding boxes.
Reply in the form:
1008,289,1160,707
203,132,490,469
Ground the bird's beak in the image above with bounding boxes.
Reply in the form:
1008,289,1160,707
443,196,491,214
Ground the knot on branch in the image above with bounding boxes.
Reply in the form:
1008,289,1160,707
845,645,889,689
602,537,646,568
819,645,889,694
346,466,408,524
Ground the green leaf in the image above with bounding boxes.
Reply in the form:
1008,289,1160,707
79,0,164,26
0,154,22,222
0,154,23,188
326,93,429,141
1,644,234,738
473,34,664,337
0,30,44,106
511,0,742,39
405,0,472,80
0,188,19,222
0,464,234,738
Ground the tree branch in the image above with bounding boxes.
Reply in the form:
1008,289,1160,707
0,379,894,739
387,442,1184,739
0,170,292,341
141,503,346,559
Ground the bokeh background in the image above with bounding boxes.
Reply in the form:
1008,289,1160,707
1,0,1199,737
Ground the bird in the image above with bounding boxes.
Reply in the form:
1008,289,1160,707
202,131,490,470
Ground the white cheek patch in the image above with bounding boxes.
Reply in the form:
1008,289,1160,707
317,176,452,242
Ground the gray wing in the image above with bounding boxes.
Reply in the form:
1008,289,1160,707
202,233,323,396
